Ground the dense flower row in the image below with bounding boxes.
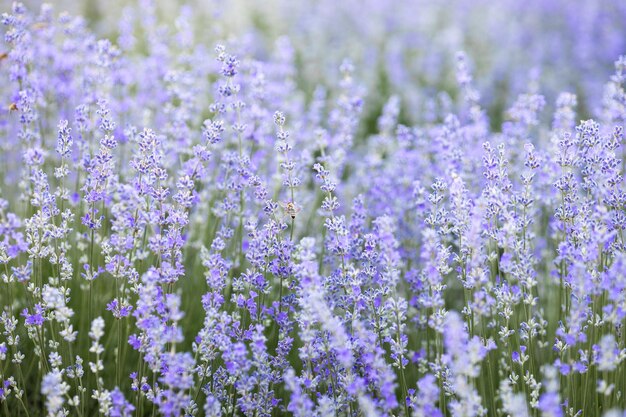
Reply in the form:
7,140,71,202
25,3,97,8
1,2,626,417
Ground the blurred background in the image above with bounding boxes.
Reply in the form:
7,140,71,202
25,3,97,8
10,0,626,127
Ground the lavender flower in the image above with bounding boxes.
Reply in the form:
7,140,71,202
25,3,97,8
0,3,625,417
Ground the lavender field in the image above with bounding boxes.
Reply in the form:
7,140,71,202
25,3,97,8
2,1,626,416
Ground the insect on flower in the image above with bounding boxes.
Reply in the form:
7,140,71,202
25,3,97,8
280,200,301,219
31,22,49,30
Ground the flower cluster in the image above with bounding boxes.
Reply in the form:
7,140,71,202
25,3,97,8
1,2,626,417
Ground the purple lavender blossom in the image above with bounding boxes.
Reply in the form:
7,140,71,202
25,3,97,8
0,2,625,417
